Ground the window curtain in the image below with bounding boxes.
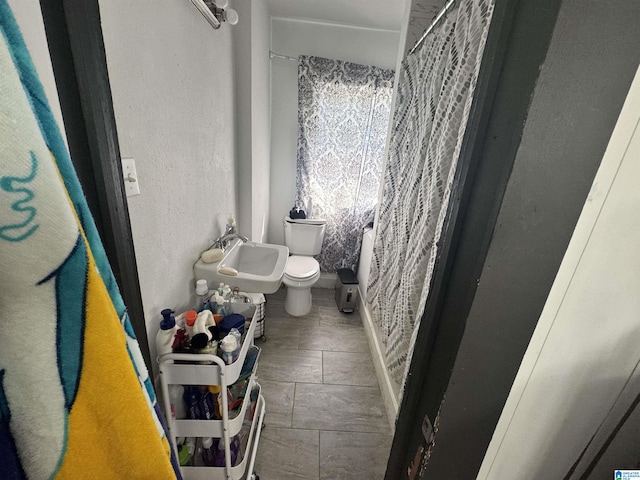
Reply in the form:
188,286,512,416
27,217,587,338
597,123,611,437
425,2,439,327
296,56,394,273
367,0,495,391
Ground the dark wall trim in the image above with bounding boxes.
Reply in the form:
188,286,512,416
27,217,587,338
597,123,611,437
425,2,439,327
40,0,151,370
384,0,562,478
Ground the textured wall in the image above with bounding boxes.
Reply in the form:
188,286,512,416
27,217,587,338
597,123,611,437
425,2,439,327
100,0,237,368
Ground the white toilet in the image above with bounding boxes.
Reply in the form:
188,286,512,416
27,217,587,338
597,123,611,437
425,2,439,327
282,216,326,316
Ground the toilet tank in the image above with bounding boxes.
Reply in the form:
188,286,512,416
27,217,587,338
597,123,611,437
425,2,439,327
283,217,326,255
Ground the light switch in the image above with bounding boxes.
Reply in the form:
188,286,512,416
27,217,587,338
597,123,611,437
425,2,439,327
122,157,140,197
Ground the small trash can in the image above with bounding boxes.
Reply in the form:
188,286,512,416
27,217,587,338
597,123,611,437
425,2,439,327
335,268,359,313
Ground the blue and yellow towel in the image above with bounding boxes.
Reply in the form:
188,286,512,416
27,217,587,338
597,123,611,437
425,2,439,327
0,2,180,478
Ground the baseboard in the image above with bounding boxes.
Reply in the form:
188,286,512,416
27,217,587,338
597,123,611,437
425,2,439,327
316,272,337,289
358,289,399,432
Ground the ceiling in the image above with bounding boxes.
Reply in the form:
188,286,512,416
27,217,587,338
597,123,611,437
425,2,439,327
265,0,408,31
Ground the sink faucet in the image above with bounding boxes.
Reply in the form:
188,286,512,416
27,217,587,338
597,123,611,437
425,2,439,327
213,232,249,251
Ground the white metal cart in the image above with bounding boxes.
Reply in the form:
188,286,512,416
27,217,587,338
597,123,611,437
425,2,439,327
158,303,266,480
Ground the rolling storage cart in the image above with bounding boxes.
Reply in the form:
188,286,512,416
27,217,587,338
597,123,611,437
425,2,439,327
158,303,266,480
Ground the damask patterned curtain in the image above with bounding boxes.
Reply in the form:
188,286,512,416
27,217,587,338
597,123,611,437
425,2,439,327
367,0,495,392
296,56,394,273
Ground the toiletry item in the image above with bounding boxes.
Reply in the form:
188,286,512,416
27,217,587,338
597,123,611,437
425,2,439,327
199,386,216,420
307,197,313,219
213,293,228,317
155,309,178,360
201,437,216,466
211,435,241,467
220,334,237,365
218,283,224,297
195,279,210,311
184,310,198,338
183,386,202,420
289,206,306,219
192,438,205,467
222,284,232,300
178,443,191,466
190,310,214,349
225,214,236,234
168,384,186,420
229,328,242,357
218,266,239,276
201,248,224,263
179,437,195,466
208,385,223,420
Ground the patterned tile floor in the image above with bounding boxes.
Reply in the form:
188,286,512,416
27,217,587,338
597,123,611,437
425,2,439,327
254,287,392,480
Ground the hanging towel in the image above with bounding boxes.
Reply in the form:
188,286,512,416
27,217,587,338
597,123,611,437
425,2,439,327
0,2,180,479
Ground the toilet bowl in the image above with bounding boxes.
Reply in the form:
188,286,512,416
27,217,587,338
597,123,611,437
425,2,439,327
282,255,320,316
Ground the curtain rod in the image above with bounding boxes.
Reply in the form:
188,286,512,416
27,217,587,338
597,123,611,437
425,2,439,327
269,51,298,61
408,0,456,55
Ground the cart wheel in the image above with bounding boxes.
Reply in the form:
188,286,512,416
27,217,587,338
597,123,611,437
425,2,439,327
260,335,267,343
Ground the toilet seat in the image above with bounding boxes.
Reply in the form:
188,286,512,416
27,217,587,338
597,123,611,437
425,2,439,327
285,256,319,280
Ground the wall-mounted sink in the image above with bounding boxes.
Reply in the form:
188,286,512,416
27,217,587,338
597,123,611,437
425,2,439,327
194,240,289,293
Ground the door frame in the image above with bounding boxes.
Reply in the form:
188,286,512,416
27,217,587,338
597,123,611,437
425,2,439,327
39,0,151,370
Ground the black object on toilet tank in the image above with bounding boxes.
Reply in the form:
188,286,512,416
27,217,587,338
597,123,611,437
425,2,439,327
335,268,359,313
289,206,306,219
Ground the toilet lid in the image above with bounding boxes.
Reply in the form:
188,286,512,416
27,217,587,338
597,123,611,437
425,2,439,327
285,256,319,279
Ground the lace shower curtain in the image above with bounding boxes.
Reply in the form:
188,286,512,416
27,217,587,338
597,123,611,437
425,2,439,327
296,56,394,273
367,0,495,390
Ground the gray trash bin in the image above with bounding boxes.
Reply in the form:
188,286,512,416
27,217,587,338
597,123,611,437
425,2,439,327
335,268,359,313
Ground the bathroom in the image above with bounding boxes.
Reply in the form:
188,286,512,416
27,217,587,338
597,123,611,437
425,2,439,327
6,0,640,478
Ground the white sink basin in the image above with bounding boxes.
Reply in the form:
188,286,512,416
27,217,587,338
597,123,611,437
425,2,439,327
194,240,289,293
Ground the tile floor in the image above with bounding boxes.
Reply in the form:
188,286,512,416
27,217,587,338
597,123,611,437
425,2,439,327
253,287,392,480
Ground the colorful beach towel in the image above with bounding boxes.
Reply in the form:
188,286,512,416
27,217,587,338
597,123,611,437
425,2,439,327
0,2,180,478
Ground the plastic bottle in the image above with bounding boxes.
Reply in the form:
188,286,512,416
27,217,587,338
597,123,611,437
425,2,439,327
195,279,210,312
225,213,236,234
184,310,198,339
183,385,202,419
169,384,186,419
201,437,216,466
178,437,195,466
220,334,237,365
199,386,216,420
155,309,178,361
192,438,205,467
222,284,232,300
211,435,240,467
208,385,223,419
229,328,242,363
213,293,228,317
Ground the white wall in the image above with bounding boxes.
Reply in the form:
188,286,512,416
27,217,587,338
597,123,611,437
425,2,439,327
250,0,271,242
234,0,271,242
100,1,237,368
266,18,400,246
